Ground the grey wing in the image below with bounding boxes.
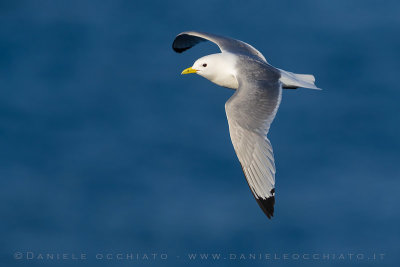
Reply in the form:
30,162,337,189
225,73,282,219
172,31,268,63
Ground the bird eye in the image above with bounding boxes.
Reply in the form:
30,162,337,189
202,63,207,67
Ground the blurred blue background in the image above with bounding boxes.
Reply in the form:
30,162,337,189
1,0,399,266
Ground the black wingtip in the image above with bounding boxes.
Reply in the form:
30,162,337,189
172,33,207,54
255,195,275,219
239,163,276,219
172,46,190,53
172,34,190,53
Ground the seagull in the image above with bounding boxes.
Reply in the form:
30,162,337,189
172,31,320,219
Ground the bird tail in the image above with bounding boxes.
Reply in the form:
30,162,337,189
278,69,321,90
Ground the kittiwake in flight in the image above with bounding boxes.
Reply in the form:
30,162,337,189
172,31,320,219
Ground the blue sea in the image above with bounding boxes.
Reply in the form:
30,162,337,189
1,1,399,266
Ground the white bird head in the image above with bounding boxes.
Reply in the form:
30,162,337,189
181,53,239,89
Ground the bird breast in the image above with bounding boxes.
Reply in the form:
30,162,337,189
211,73,239,89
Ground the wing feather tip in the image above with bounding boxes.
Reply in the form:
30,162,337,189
172,46,189,53
256,195,275,219
239,163,276,219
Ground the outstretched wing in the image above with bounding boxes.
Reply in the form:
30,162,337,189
172,31,268,63
225,61,282,219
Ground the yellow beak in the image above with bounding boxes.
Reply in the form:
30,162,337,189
181,67,197,75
